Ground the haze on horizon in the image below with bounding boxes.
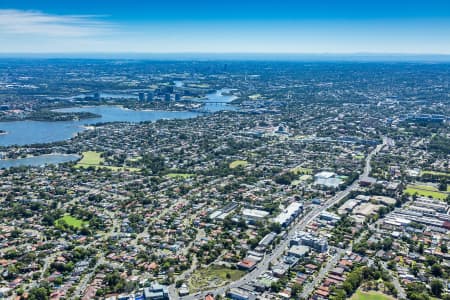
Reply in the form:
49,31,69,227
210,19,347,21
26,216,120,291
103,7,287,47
1,0,450,55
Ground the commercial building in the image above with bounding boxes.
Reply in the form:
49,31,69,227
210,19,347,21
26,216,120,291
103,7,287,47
319,211,341,224
227,288,256,300
272,202,303,227
314,171,343,188
288,245,310,258
258,232,277,248
242,208,269,223
291,231,328,253
144,282,169,300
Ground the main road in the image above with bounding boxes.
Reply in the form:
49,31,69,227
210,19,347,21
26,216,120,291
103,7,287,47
180,137,386,300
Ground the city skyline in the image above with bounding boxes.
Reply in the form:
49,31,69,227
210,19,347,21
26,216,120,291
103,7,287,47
1,0,450,55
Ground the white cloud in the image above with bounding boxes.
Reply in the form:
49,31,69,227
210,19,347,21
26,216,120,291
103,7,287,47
0,9,114,37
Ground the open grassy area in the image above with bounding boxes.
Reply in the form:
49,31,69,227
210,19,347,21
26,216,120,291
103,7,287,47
188,266,245,292
350,290,395,300
75,151,140,172
291,166,313,175
421,170,450,177
229,160,248,169
166,173,195,179
404,184,448,200
76,151,103,167
55,215,88,229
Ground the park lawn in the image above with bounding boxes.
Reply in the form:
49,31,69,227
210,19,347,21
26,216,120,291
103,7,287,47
75,151,104,168
75,151,140,172
421,170,450,177
100,165,141,172
166,173,195,179
127,156,142,162
350,290,395,300
291,166,313,175
77,151,103,165
229,160,249,169
56,215,88,229
404,185,448,200
291,180,301,186
188,266,245,292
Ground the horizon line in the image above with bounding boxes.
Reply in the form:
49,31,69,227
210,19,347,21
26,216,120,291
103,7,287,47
1,52,450,62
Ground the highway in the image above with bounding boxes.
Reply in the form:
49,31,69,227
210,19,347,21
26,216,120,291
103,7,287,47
179,138,386,300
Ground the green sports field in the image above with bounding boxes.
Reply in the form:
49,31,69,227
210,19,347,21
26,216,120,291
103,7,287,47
404,184,448,200
229,160,248,169
55,215,88,229
350,290,395,300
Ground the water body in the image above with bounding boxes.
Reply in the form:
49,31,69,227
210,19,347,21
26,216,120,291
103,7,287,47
201,88,238,113
0,154,80,169
0,89,236,146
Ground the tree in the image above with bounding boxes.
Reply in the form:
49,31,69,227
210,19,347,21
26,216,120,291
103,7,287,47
28,286,50,300
175,280,183,288
438,179,447,191
431,264,443,277
430,279,443,298
270,281,282,292
417,242,424,254
291,283,302,297
385,281,398,297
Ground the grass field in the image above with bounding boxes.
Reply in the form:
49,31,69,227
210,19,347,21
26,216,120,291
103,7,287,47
75,151,140,172
75,151,103,168
421,170,450,177
166,173,194,179
404,184,448,200
55,215,88,229
188,266,245,292
291,166,313,175
229,160,248,169
350,290,395,300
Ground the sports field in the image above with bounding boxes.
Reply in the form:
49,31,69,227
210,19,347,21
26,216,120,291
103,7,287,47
404,184,448,200
229,160,248,169
75,151,140,172
55,215,88,229
350,290,395,300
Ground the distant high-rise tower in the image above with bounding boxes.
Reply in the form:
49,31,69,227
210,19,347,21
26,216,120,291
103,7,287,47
146,92,153,102
175,93,181,101
165,93,171,101
138,92,145,101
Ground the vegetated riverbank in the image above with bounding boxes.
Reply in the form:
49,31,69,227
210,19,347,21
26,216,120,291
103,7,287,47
0,110,101,122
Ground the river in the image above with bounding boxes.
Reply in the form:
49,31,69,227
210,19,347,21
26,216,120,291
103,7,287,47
0,89,236,147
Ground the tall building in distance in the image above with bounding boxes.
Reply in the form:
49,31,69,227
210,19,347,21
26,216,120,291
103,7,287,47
146,92,153,102
138,92,145,101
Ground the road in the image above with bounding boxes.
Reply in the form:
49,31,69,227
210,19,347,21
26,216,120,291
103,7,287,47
380,261,407,299
179,138,386,300
73,210,119,298
300,247,345,299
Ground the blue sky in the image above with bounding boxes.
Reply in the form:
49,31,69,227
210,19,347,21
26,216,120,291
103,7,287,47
0,0,450,54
